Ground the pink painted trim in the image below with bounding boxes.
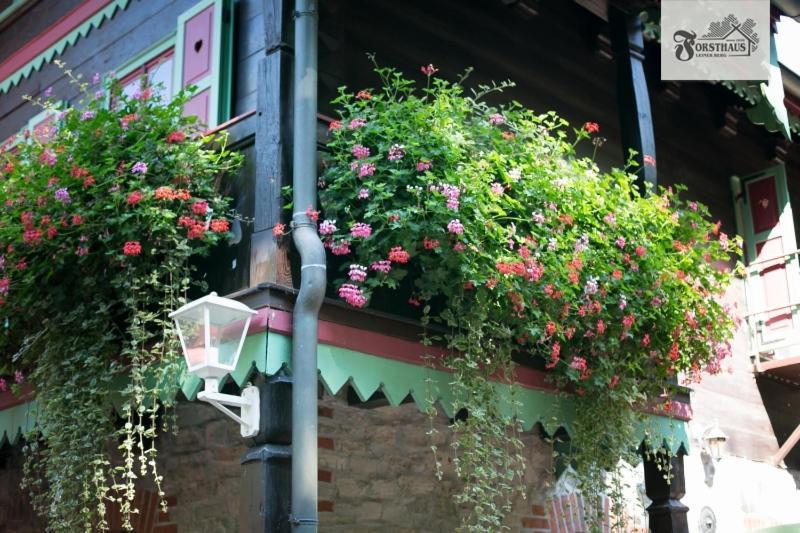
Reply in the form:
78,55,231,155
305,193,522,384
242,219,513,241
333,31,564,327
0,0,113,82
0,383,34,410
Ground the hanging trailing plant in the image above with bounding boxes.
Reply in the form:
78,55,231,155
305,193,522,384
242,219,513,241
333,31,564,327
0,63,242,531
312,60,740,530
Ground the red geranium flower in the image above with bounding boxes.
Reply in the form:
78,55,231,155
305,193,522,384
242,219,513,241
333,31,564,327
210,219,230,233
123,241,142,256
583,122,600,134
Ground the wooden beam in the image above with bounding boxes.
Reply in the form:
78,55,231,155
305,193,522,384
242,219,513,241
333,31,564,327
609,4,657,189
772,421,800,466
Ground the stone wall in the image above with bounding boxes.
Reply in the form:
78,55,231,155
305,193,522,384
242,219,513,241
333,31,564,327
155,389,560,532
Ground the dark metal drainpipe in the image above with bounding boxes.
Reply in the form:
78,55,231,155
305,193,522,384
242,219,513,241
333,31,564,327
290,1,324,531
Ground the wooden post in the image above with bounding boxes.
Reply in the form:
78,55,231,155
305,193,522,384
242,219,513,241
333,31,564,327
643,449,689,533
251,0,294,287
239,1,295,531
609,4,657,190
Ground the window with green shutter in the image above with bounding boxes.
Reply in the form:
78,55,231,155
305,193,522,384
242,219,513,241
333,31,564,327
732,164,800,359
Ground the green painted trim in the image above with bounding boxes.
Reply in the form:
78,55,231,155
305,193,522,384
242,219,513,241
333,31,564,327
173,0,233,127
0,0,131,95
0,330,689,454
0,0,32,26
0,400,36,445
746,35,792,140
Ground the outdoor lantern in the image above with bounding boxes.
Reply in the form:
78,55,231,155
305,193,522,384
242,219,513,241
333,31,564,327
703,420,728,461
170,292,260,437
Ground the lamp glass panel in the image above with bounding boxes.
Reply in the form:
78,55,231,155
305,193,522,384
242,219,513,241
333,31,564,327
174,306,207,369
207,305,250,368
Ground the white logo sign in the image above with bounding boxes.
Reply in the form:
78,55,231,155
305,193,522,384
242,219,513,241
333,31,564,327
661,0,769,80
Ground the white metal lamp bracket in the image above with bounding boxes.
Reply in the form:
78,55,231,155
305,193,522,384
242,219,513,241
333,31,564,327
196,380,260,438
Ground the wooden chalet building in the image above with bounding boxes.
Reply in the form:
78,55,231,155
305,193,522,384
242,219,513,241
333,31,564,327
1,0,800,532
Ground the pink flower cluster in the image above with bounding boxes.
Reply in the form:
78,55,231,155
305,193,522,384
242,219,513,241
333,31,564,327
489,113,505,125
330,240,351,255
352,144,370,159
416,160,432,172
441,184,460,210
348,264,367,282
348,118,366,129
319,220,337,235
338,283,366,308
490,183,504,196
350,222,372,238
371,260,392,273
447,219,464,235
358,163,376,178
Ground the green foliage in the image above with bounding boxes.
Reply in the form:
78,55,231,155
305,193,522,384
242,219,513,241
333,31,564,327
315,61,739,530
0,62,242,531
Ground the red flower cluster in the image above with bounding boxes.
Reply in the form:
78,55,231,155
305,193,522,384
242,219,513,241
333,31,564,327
126,190,143,205
583,122,600,134
210,219,230,233
388,246,410,263
123,241,142,256
166,131,186,144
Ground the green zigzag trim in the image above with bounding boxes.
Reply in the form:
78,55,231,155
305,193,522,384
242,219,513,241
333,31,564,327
0,330,689,454
0,0,131,95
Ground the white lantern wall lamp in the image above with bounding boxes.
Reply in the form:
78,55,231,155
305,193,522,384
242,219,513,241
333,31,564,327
169,292,260,437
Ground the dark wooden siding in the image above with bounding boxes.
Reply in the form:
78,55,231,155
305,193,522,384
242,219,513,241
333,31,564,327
0,0,266,140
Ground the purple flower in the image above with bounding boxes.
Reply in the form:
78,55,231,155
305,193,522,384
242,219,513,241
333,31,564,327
416,160,432,172
490,183,504,196
44,86,53,98
0,378,6,392
447,219,464,235
358,188,369,200
615,236,626,249
532,212,545,224
319,220,337,235
604,213,617,226
95,90,104,100
81,111,95,121
131,161,148,174
14,371,23,384
619,295,628,311
54,188,71,204
92,72,101,85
